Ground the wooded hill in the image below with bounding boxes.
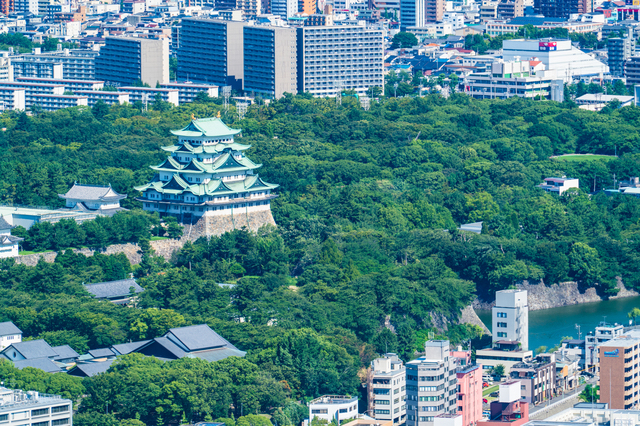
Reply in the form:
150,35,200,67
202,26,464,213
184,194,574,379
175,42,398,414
1,93,640,425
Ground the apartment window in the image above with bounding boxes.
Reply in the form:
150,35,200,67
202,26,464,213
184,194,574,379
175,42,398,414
419,417,434,422
52,420,70,426
32,422,49,426
497,322,507,328
0,414,7,421
375,400,390,405
374,389,390,395
52,405,70,414
497,332,507,338
339,409,348,413
32,408,50,417
375,410,390,415
312,410,328,414
497,312,507,318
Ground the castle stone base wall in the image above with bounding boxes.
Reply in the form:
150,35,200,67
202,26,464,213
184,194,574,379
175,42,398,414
184,209,277,240
13,209,277,267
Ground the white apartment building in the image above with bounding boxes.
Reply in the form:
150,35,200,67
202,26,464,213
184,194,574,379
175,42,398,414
443,12,465,29
73,90,130,106
160,82,219,103
492,289,529,350
0,387,73,426
15,77,104,91
271,0,298,18
537,177,580,195
465,59,558,100
585,322,624,371
401,0,425,29
501,39,608,82
368,353,406,424
31,94,89,111
0,88,26,111
296,26,384,97
309,396,359,423
0,322,22,350
117,87,180,106
0,53,13,81
11,49,98,81
407,23,454,39
406,341,458,426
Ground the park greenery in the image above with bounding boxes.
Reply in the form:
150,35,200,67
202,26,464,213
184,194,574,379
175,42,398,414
2,92,640,424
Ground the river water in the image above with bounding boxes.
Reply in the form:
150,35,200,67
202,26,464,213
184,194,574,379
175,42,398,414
476,296,640,352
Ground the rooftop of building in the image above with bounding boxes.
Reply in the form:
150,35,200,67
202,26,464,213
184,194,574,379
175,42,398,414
0,388,70,412
84,278,143,299
59,183,126,201
0,321,21,336
171,116,242,138
309,395,358,405
457,364,480,374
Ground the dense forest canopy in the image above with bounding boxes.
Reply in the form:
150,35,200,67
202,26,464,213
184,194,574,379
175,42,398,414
1,93,640,424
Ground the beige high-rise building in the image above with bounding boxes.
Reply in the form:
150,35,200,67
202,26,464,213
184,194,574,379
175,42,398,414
177,18,246,90
425,0,444,22
244,26,296,99
95,37,169,87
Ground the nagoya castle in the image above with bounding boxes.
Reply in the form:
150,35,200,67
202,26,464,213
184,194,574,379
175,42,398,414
135,114,278,238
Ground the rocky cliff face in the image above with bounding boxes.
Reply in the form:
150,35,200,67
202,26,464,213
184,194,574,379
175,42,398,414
472,279,639,311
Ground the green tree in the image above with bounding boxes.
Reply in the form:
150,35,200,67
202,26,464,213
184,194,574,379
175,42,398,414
492,364,505,377
579,384,599,402
629,308,640,326
391,32,419,49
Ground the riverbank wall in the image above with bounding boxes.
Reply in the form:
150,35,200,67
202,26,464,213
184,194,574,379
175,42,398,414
472,279,638,311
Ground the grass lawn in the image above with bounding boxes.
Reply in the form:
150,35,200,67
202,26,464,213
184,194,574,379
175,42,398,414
19,250,54,256
483,385,499,397
150,236,169,241
552,154,617,162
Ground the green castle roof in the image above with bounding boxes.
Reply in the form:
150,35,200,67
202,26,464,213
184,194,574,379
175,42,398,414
151,153,261,174
135,174,278,196
171,117,242,138
161,142,251,154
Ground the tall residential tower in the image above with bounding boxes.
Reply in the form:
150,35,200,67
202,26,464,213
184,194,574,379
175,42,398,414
492,289,528,351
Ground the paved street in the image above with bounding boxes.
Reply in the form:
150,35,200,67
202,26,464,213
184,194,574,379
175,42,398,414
529,378,599,420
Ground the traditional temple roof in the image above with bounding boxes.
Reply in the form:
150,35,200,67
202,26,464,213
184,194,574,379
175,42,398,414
151,153,261,174
59,183,127,202
161,141,251,154
170,117,242,138
0,215,12,231
0,234,22,246
134,173,278,197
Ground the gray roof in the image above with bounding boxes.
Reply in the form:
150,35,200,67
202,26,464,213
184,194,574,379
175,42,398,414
112,340,150,355
166,324,239,352
58,183,126,201
68,358,115,377
3,340,57,359
189,347,247,362
52,345,79,361
13,357,61,373
0,234,23,246
84,279,143,299
88,348,116,358
0,215,12,230
151,337,188,358
0,321,21,336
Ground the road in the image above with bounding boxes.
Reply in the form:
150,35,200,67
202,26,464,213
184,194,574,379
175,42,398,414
529,377,598,420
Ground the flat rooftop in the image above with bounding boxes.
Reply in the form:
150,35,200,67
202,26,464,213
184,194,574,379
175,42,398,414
309,395,358,405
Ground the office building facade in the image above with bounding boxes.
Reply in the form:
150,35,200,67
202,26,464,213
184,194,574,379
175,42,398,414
178,18,245,90
597,331,640,410
456,364,482,426
401,0,425,29
608,36,634,77
96,37,169,87
244,26,297,99
492,289,528,351
271,0,297,18
406,341,458,426
426,0,444,22
534,0,589,18
368,353,407,424
296,25,384,97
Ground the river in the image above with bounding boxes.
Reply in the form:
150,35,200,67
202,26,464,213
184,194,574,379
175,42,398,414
476,296,640,352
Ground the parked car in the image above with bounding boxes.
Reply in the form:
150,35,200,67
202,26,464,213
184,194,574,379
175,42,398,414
483,382,490,388
483,398,488,403
490,391,499,397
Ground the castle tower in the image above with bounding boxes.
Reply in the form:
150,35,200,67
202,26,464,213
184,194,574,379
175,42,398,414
135,115,278,238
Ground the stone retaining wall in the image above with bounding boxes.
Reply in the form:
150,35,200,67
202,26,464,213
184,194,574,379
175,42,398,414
473,279,639,311
14,239,184,267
